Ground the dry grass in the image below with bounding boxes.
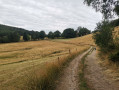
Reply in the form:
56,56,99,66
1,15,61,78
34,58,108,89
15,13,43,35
0,34,93,90
24,50,86,90
95,26,119,83
96,26,119,80
96,47,119,82
113,26,119,46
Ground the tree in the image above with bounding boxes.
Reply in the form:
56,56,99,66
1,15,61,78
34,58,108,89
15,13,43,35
31,34,36,40
23,32,30,41
31,31,40,40
54,30,61,38
47,31,54,39
8,32,20,42
35,31,40,40
93,20,114,51
0,36,9,43
77,27,91,36
62,28,76,38
39,31,46,39
0,32,20,43
0,24,49,43
109,19,119,27
84,0,119,19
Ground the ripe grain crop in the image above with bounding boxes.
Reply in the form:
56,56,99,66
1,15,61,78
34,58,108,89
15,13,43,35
0,34,93,90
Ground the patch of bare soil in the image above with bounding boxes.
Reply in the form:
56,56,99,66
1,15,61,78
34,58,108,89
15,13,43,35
55,48,91,90
85,50,119,90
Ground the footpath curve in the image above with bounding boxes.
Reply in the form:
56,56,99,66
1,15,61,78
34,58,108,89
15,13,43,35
55,47,91,90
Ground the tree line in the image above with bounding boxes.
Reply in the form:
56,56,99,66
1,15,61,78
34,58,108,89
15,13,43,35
0,24,91,43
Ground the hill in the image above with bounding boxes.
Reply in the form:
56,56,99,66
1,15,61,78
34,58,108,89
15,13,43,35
0,24,42,43
0,34,93,90
0,24,31,36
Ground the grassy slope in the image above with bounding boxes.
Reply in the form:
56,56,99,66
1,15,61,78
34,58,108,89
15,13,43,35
95,26,119,88
0,34,93,90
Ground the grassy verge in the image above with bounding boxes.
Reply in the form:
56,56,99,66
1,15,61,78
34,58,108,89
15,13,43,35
23,47,90,90
79,47,94,90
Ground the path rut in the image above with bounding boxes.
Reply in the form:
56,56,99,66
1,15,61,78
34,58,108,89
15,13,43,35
85,50,119,90
55,48,91,90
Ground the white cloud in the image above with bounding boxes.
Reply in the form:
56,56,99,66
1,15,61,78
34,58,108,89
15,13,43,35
0,0,102,33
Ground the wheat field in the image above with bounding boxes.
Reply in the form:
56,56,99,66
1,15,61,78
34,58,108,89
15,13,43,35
0,34,93,90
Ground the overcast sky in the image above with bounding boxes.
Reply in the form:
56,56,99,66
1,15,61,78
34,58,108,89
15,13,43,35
0,0,103,33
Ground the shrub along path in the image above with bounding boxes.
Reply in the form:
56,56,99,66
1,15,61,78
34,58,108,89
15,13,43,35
55,48,91,90
85,49,119,90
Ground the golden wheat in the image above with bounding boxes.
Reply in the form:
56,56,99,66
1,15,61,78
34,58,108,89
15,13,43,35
0,34,93,90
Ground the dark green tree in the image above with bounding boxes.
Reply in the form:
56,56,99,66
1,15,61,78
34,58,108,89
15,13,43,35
77,27,91,36
0,36,9,43
23,33,30,41
93,20,114,51
39,31,46,39
8,32,20,42
31,31,39,40
62,28,76,38
47,31,54,39
31,34,37,40
0,24,49,43
54,30,61,38
35,31,40,40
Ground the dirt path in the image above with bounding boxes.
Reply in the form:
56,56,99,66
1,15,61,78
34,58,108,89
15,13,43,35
85,50,119,90
55,48,91,90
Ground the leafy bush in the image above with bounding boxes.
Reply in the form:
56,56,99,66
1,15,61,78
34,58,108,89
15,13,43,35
109,51,119,62
93,20,114,52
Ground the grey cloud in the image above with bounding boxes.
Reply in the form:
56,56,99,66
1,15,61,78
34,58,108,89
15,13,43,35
0,0,102,33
